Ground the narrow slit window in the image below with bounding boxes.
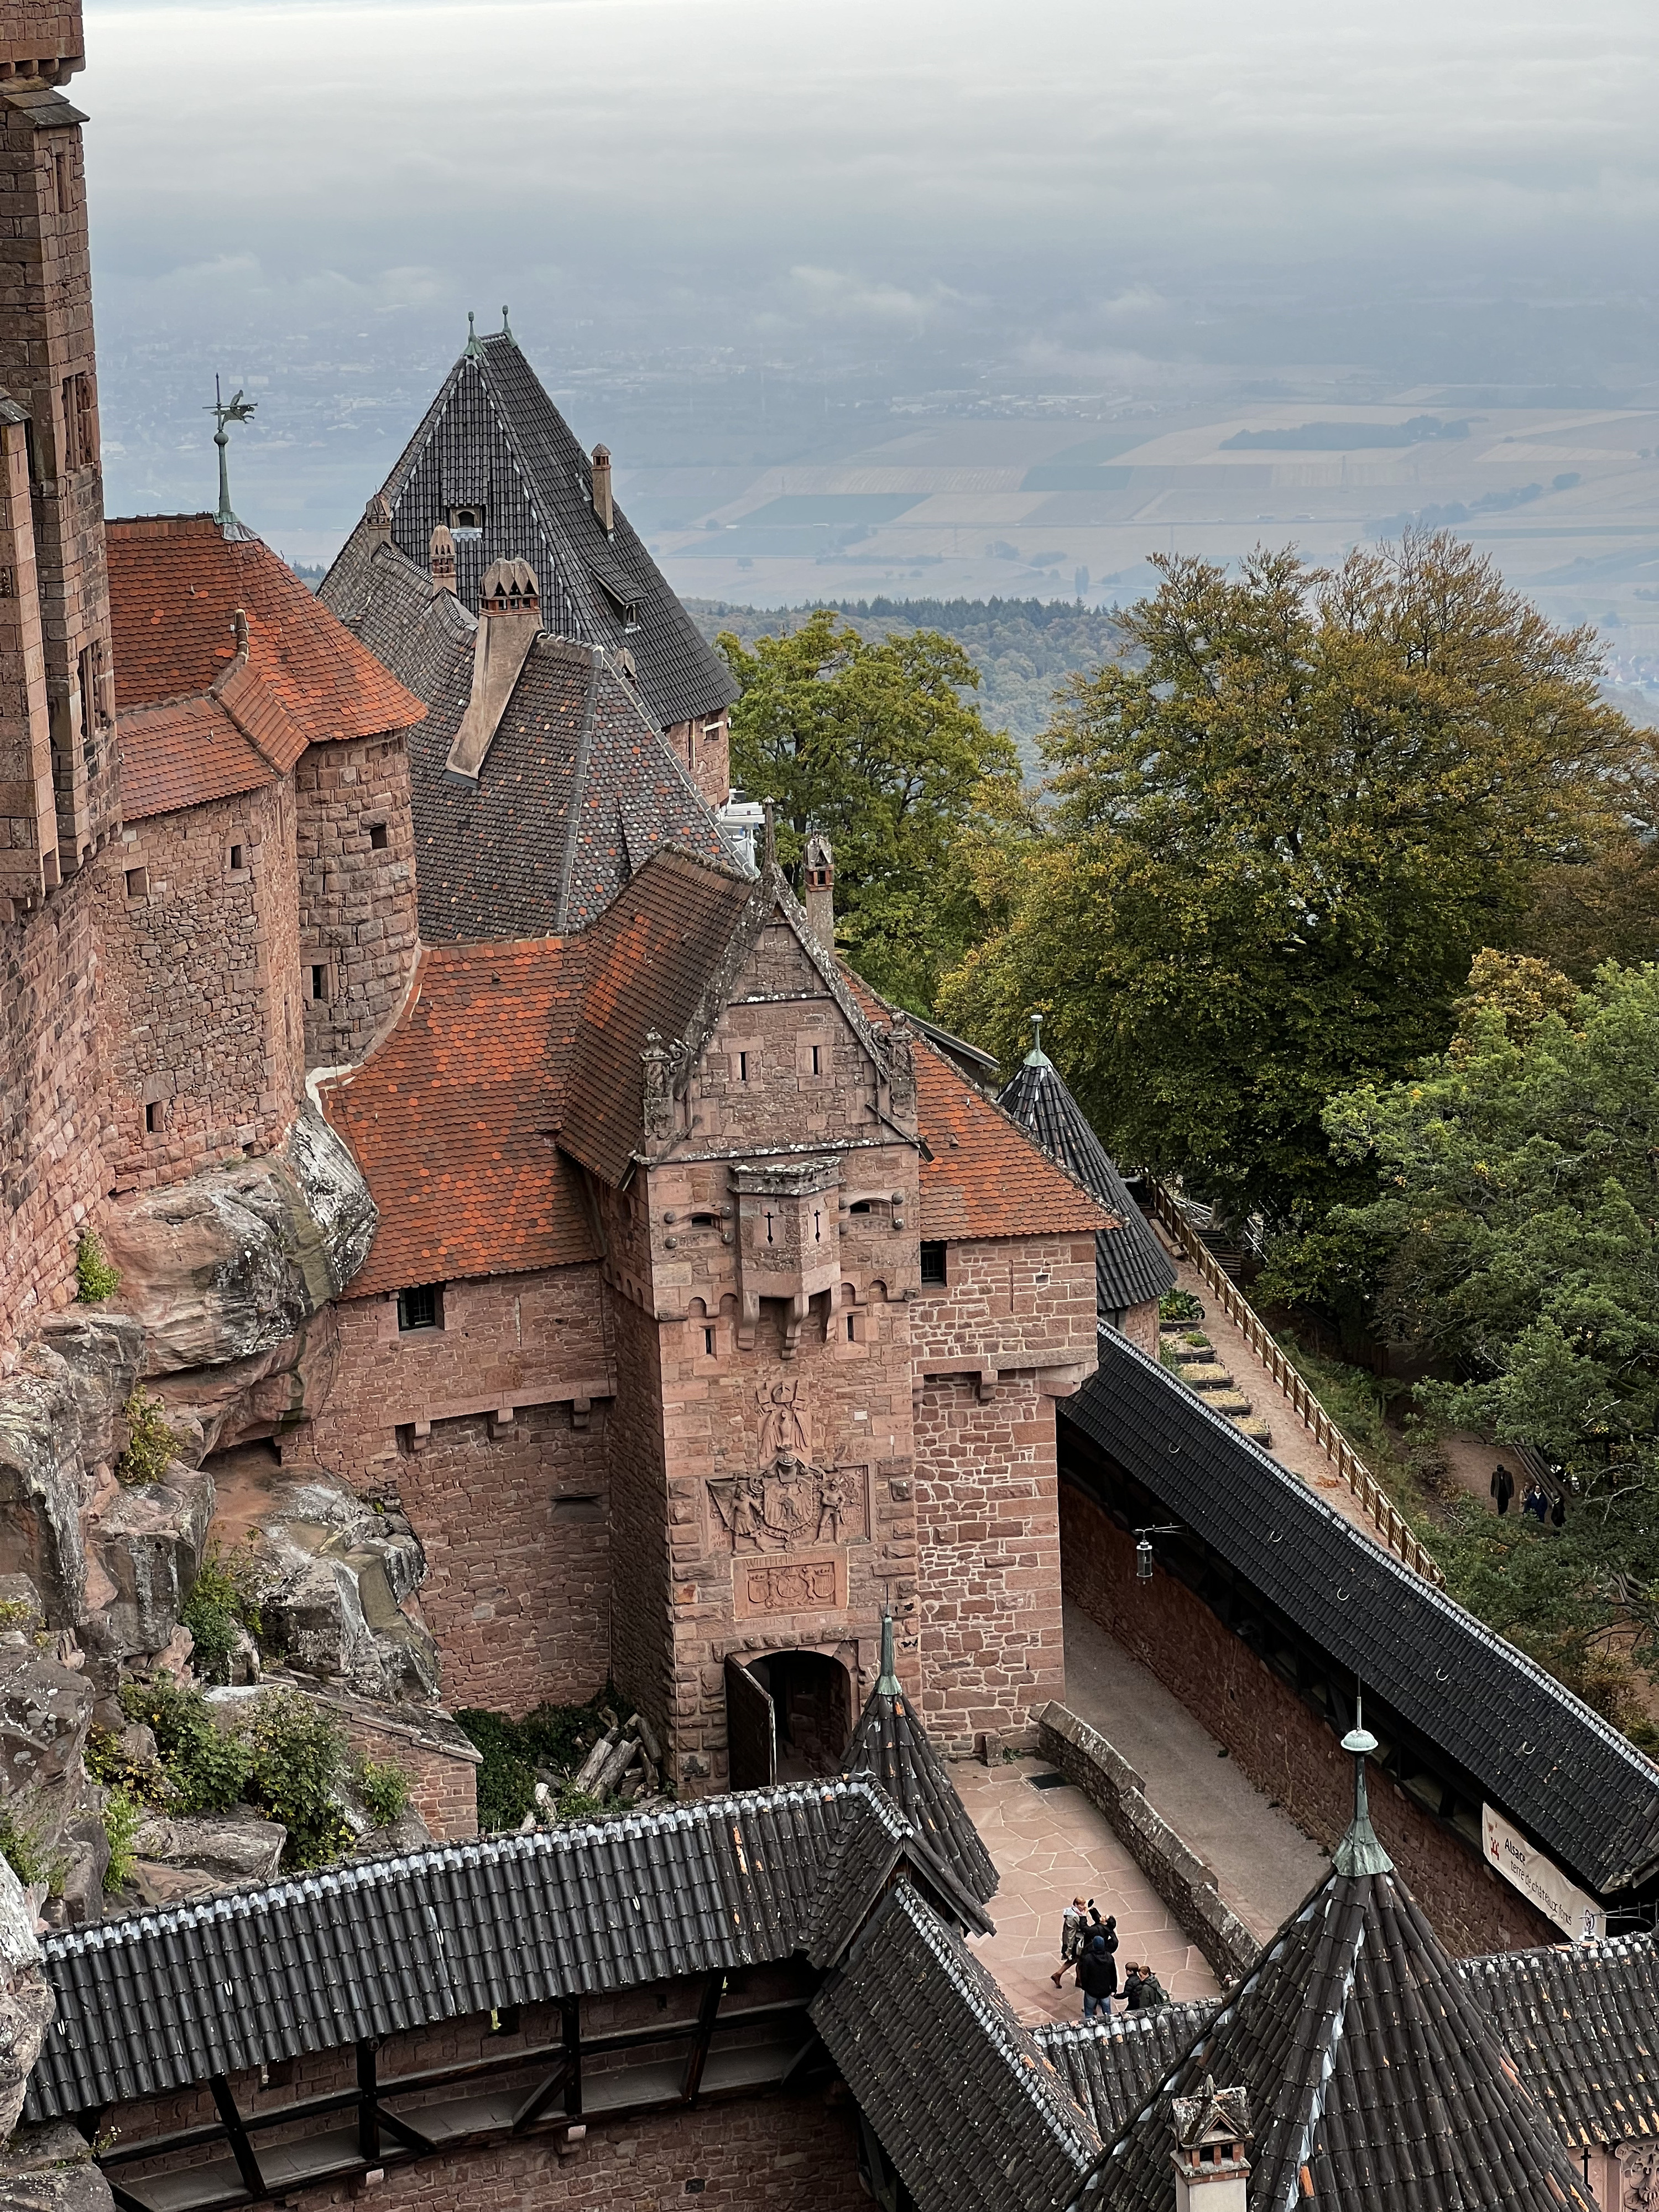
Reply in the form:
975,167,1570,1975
703,1326,716,1356
311,965,327,1001
144,1101,160,1134
811,1044,821,1075
846,1314,856,1342
738,1051,749,1082
228,844,243,872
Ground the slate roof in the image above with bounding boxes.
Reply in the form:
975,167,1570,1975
809,1882,1102,2212
115,694,272,822
108,516,422,743
805,1782,995,1970
315,533,475,707
322,327,735,735
1063,1328,1659,1901
997,1046,1175,1313
405,630,733,944
841,1616,1000,1905
1032,2006,1220,2141
321,937,597,1299
25,1777,904,2122
1464,1937,1659,2151
1088,1848,1597,2212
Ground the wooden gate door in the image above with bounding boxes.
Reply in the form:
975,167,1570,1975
724,1655,776,1791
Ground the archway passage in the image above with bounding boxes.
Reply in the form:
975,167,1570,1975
728,1650,852,1786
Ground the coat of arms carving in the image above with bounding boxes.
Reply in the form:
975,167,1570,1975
708,1381,867,1551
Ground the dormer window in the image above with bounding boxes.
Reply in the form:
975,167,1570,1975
447,505,483,540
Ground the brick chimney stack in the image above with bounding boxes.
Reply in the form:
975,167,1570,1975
445,556,541,780
803,832,834,947
1170,2080,1251,2212
429,523,456,596
363,492,393,547
591,445,614,538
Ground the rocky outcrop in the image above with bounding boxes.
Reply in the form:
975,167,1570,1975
100,1105,374,1379
81,1465,214,1661
131,1806,286,1890
0,2123,116,2212
0,1316,144,1630
0,1854,53,2142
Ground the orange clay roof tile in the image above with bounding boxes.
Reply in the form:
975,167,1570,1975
321,939,595,1298
107,514,424,748
115,694,273,821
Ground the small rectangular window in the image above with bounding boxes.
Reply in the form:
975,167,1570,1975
811,1044,821,1075
311,965,327,1001
738,1051,749,1082
228,844,244,872
144,1101,160,1134
124,867,147,899
846,1313,856,1342
703,1327,716,1356
920,1241,948,1286
397,1284,442,1332
369,822,389,851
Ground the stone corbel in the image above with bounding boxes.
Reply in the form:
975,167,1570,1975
737,1289,760,1353
781,1290,809,1361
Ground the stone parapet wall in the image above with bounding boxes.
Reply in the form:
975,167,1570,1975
1036,1702,1261,1983
1058,1481,1557,1955
911,1369,1066,1754
296,731,418,1070
910,1234,1099,1379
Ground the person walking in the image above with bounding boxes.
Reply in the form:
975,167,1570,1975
1523,1481,1548,1524
1077,1932,1119,2020
1051,1896,1089,1989
1493,1464,1514,1515
1551,1491,1566,1530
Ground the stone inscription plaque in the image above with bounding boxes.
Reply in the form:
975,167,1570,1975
732,1551,850,1619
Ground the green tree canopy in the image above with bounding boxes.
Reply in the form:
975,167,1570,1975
1265,956,1659,1693
717,608,1023,1009
938,535,1645,1223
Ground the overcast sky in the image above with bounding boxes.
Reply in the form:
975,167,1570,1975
82,0,1659,535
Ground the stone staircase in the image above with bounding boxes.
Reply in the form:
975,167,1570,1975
1159,1323,1272,1448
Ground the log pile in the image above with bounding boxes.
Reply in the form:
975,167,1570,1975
518,1708,666,1829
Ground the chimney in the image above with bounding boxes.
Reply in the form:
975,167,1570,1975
1170,2080,1251,2212
363,492,393,547
803,832,834,946
445,557,541,781
429,523,457,596
591,445,614,537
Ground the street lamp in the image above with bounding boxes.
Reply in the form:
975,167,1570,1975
1134,1524,1182,1581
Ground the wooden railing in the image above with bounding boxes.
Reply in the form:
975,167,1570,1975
1149,1184,1445,1587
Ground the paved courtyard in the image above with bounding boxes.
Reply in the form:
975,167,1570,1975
953,1755,1220,2026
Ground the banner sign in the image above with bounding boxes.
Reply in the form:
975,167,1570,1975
1483,1803,1606,1941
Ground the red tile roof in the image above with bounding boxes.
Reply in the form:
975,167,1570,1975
116,694,273,822
321,940,597,1299
845,977,1113,1241
107,515,424,745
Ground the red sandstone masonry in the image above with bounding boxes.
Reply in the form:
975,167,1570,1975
296,731,419,1069
1059,1481,1556,1955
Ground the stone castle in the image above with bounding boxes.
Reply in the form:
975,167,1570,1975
0,0,1165,1797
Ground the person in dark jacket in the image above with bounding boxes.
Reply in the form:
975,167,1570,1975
1492,1464,1515,1515
1076,1932,1118,2019
1551,1491,1566,1529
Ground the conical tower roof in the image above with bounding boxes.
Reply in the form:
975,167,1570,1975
841,1616,999,1905
1088,1731,1598,2211
997,1024,1175,1314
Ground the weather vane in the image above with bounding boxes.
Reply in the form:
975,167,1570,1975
206,374,257,530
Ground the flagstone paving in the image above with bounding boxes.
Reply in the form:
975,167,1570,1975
954,1755,1221,2027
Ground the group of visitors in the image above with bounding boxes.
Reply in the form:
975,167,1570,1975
1050,1896,1168,2020
1490,1464,1566,1527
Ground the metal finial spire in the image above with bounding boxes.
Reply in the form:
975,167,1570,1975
1023,1011,1052,1069
205,374,257,533
465,310,482,360
1334,1685,1393,1876
501,304,514,340
877,1611,901,1697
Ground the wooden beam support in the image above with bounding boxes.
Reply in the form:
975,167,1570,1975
510,2059,570,2133
681,1970,726,2105
357,2041,380,2164
208,2076,265,2201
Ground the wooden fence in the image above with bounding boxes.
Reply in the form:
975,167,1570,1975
1149,1184,1445,1587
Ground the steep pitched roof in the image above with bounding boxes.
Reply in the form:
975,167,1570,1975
1034,2006,1221,2140
320,938,596,1298
1088,1797,1597,2212
1063,1330,1659,1901
115,693,273,821
810,1882,1102,2212
324,328,735,733
805,1777,995,1969
24,1777,902,2122
998,1043,1176,1311
911,1031,1114,1243
107,515,423,743
320,531,477,705
404,632,732,944
841,1615,999,1904
1464,1937,1659,2151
